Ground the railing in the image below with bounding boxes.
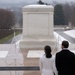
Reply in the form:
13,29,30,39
0,66,39,71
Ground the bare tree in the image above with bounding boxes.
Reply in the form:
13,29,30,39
0,9,16,29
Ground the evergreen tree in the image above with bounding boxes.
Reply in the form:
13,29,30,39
54,4,66,25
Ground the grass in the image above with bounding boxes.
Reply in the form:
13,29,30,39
0,30,22,44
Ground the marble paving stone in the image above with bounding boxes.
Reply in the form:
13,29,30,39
27,50,44,58
0,51,8,58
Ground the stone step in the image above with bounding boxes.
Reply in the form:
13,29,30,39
19,39,57,50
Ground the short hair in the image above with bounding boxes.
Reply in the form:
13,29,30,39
62,40,69,48
44,45,52,58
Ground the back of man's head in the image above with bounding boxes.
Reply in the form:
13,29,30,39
62,40,69,48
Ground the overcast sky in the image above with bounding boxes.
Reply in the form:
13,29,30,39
0,0,75,3
25,0,74,3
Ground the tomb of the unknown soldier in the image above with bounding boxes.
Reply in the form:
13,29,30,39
19,5,57,51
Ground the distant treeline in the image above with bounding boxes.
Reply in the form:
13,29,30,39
54,2,75,28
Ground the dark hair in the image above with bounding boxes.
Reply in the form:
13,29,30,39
44,45,52,58
62,40,69,48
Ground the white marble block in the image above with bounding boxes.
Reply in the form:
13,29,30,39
19,5,57,49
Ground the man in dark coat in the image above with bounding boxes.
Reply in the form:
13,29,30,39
55,40,75,75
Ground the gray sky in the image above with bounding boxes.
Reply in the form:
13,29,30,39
0,0,74,3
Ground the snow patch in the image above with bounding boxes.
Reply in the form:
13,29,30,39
64,30,75,38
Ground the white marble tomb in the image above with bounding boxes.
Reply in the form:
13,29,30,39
19,5,57,50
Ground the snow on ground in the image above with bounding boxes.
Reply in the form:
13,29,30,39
54,32,71,44
64,30,75,38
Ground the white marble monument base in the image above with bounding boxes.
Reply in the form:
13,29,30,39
19,5,57,52
19,38,57,50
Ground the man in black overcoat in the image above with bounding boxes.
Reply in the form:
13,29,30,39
55,40,75,75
